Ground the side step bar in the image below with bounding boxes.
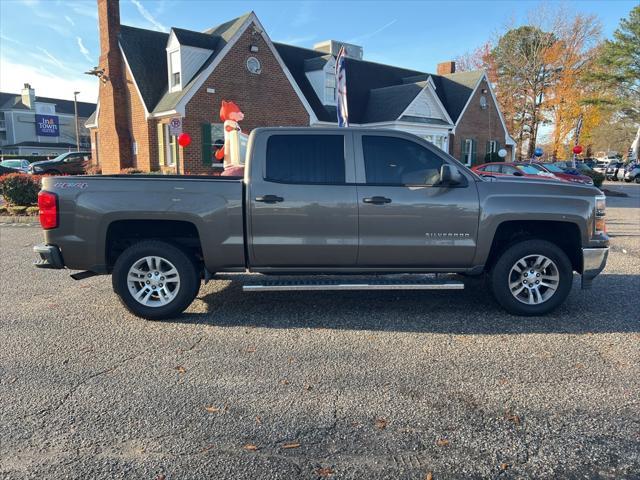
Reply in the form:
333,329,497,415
243,277,464,292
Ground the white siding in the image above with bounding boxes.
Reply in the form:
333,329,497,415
403,86,447,121
305,70,325,104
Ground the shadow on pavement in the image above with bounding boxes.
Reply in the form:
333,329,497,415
175,273,640,335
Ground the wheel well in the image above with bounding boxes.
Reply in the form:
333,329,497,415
106,220,202,271
486,221,582,272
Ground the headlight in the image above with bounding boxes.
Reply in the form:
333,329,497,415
33,166,43,172
595,195,606,235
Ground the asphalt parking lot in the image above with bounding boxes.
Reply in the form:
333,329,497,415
1,182,638,479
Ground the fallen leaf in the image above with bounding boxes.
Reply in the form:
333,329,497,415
8,377,17,384
245,346,256,353
282,442,300,449
425,472,434,480
280,379,290,385
255,416,262,424
575,362,585,369
288,356,294,364
316,467,334,477
436,438,449,447
155,475,166,480
243,443,258,451
200,444,215,453
498,378,509,385
204,406,220,413
500,463,509,470
304,383,313,391
374,418,388,430
505,413,521,425
174,366,186,374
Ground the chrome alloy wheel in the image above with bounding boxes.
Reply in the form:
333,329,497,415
508,254,559,305
127,256,181,307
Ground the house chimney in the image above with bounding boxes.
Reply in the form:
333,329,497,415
96,0,133,172
437,61,456,75
21,83,35,109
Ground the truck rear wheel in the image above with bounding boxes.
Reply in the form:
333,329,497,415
490,239,573,316
112,240,199,320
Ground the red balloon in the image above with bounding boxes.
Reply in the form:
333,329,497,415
572,145,583,155
178,133,192,147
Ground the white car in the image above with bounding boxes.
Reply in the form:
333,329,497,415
0,159,30,173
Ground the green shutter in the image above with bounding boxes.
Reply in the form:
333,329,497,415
157,123,165,166
471,139,477,165
486,141,491,155
495,141,500,153
461,139,466,163
201,123,212,166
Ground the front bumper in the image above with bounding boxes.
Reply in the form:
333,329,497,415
581,247,609,289
33,244,64,269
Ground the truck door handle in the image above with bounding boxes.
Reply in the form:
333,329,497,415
363,196,392,205
255,195,284,203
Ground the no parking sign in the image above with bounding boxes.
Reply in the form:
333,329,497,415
169,117,182,136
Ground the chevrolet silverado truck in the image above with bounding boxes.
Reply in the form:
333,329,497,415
33,128,609,319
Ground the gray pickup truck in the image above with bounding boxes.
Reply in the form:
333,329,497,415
34,128,609,319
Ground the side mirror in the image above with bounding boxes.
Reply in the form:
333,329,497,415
439,164,463,186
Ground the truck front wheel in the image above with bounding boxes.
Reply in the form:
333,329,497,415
112,240,199,320
490,239,573,316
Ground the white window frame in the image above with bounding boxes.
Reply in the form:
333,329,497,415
324,72,336,106
488,140,497,154
464,139,473,166
169,50,181,92
164,124,177,167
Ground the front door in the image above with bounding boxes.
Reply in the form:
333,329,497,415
355,132,480,268
248,132,358,268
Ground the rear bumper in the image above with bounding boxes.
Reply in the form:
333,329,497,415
581,247,609,289
33,244,64,269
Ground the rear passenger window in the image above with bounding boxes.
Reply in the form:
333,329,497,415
266,135,345,184
362,136,444,185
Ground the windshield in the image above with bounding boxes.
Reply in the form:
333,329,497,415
576,163,592,172
0,160,23,168
545,164,565,173
516,165,542,174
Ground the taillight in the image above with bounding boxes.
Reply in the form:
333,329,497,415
594,195,606,235
38,191,58,229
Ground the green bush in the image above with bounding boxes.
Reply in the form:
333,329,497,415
85,164,102,175
581,169,605,188
26,206,40,215
0,205,8,215
120,168,143,174
0,174,41,206
8,205,28,215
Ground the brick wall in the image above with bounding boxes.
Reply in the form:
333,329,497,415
179,23,310,174
450,79,512,165
124,68,158,171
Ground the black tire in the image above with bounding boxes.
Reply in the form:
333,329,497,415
489,239,573,316
112,240,199,320
635,176,640,184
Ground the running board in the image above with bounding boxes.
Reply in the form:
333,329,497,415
243,277,464,292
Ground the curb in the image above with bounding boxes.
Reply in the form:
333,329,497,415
0,215,39,225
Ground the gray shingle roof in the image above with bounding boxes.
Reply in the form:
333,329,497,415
116,13,485,126
0,92,96,117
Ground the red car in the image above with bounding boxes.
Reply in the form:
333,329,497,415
528,162,594,185
472,162,564,181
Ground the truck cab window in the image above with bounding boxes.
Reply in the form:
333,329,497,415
362,135,444,185
265,135,345,184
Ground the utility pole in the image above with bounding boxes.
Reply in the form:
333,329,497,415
73,91,80,152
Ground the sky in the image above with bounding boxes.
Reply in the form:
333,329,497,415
0,0,636,103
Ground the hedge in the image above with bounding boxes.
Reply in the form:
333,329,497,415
0,173,41,206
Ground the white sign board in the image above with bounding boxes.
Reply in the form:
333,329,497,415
169,117,182,136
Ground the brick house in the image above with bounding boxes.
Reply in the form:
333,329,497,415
88,0,514,174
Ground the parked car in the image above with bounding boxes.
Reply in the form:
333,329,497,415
34,127,609,319
472,162,563,181
0,159,30,173
605,161,626,181
546,162,595,185
592,159,610,174
28,151,90,175
623,163,640,183
582,158,597,169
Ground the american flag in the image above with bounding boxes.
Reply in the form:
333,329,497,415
335,45,349,127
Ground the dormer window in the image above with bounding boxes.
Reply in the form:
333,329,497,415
324,73,336,105
169,50,181,91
